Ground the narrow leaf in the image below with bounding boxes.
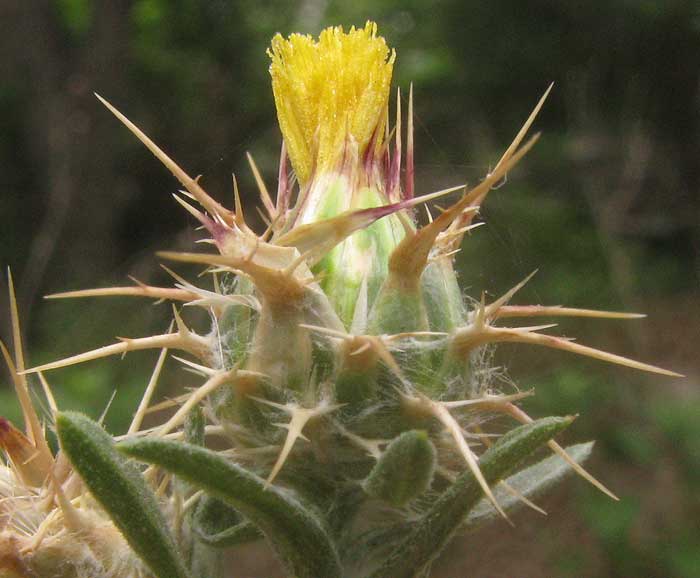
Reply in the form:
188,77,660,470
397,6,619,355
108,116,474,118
370,416,574,578
466,441,594,528
180,407,224,577
184,405,206,447
193,495,261,547
364,430,436,506
118,437,342,578
56,412,190,578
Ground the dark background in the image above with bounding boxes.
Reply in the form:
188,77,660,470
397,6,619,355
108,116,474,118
1,1,699,576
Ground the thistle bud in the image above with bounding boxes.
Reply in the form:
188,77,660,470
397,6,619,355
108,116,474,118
269,22,407,325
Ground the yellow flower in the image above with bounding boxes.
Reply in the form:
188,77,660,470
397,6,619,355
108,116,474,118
269,21,395,185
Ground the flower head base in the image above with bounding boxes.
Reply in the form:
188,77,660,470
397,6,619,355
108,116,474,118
269,22,395,186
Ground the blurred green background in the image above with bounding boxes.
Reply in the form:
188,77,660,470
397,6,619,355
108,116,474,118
1,1,698,576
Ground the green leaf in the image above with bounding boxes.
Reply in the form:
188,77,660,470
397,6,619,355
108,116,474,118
193,495,261,547
364,430,436,506
55,412,190,578
370,416,575,578
465,441,594,528
118,437,342,578
352,442,593,575
184,405,206,447
176,405,206,496
180,406,226,577
328,486,366,542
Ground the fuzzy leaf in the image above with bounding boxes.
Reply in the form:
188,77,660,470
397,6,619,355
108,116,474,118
55,412,190,578
193,495,261,547
370,416,574,578
328,486,366,542
118,437,342,578
364,430,436,506
466,441,594,528
178,407,207,499
184,405,206,446
350,443,592,574
180,406,226,577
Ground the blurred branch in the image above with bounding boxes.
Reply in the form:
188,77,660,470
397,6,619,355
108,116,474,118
8,1,134,332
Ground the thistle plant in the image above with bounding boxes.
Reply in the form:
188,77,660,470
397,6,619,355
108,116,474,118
0,22,681,578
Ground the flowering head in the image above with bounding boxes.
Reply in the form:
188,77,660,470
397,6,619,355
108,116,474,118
269,21,395,189
269,22,407,325
1,17,685,578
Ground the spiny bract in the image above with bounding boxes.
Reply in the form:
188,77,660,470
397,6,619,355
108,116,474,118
1,22,680,578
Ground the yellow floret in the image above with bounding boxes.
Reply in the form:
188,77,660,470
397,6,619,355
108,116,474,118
269,21,395,184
